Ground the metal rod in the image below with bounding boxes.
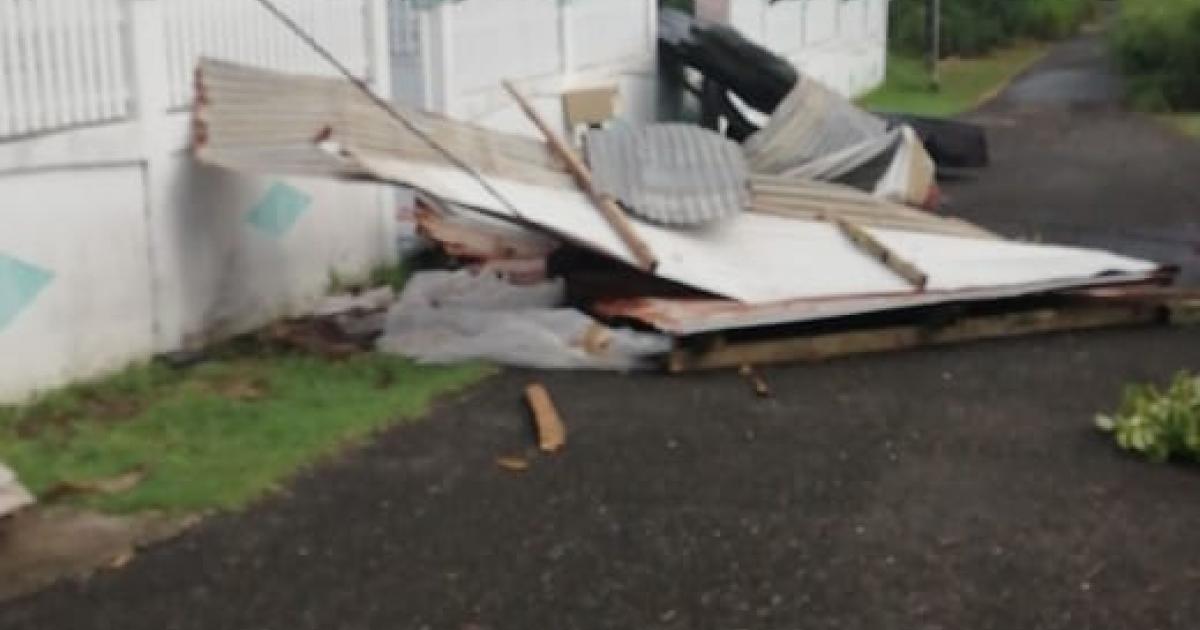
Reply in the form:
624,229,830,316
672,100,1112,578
250,0,525,219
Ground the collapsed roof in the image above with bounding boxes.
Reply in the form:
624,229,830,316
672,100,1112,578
193,58,1160,334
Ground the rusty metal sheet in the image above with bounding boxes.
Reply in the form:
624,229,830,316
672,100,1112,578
585,124,748,226
593,272,1164,336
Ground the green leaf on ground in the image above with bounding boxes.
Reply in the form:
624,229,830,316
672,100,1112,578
1096,371,1200,463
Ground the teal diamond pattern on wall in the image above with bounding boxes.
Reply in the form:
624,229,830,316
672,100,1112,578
0,254,53,331
246,182,312,237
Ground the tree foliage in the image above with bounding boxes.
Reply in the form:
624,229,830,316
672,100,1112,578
890,0,1096,57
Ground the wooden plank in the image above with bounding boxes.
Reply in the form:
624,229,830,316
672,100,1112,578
834,218,929,289
525,383,567,454
502,80,658,272
669,305,1160,372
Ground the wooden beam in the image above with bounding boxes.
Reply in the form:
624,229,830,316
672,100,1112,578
669,304,1161,372
502,81,658,272
525,383,567,453
834,218,929,289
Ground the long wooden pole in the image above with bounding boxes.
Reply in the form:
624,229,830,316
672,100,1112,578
502,81,659,272
833,218,929,290
927,0,941,91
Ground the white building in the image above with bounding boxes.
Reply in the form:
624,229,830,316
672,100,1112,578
0,0,887,402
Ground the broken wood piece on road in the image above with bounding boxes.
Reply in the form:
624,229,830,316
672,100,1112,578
739,364,773,398
501,80,659,272
495,456,531,473
525,383,567,453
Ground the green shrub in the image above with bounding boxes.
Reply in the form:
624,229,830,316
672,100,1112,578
891,0,1096,57
1112,0,1200,110
1096,371,1200,463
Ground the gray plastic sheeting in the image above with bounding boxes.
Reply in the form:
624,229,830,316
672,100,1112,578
377,270,671,370
585,124,749,226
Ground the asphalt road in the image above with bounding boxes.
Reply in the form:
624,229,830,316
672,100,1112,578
3,33,1200,630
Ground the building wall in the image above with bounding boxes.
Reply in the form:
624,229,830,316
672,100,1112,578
0,0,395,402
0,0,886,401
722,0,889,98
389,0,660,138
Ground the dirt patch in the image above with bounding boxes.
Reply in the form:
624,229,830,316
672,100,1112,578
0,507,195,602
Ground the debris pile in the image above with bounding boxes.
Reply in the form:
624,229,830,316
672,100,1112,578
658,8,989,171
191,30,1189,373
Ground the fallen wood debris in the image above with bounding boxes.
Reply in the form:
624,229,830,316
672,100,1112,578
525,383,567,454
495,456,531,473
192,53,1186,376
739,365,773,399
503,81,659,271
833,218,929,290
669,302,1168,372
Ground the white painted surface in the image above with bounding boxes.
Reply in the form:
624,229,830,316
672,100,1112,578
724,0,889,98
0,166,155,400
149,157,394,350
0,0,887,400
160,0,371,110
0,0,131,137
347,152,1158,305
0,0,394,402
388,0,659,137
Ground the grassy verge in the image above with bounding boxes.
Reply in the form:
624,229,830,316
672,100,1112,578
859,42,1049,116
1162,113,1200,139
0,350,488,514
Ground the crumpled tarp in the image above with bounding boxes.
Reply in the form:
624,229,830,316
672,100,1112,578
377,270,671,370
1,462,34,518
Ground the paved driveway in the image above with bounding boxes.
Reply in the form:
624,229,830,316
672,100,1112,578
4,33,1200,630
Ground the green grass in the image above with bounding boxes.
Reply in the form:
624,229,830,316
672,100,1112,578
1163,113,1200,139
0,352,488,514
859,43,1050,116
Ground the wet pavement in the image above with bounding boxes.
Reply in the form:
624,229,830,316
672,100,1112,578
955,32,1200,285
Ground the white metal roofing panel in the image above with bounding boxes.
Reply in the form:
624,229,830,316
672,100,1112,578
340,147,1158,305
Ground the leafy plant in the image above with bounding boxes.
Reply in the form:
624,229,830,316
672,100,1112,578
890,0,1096,58
1111,0,1200,111
1096,371,1200,463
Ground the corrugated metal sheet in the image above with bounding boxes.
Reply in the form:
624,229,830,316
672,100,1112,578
194,58,573,189
585,124,748,226
743,77,887,175
749,174,997,240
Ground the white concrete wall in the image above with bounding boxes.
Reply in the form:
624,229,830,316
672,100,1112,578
389,0,659,138
0,0,395,402
724,0,889,98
